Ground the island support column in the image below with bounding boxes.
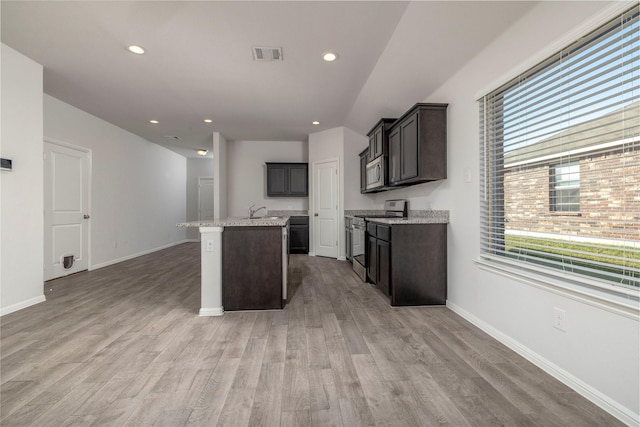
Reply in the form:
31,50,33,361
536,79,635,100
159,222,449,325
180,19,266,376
199,226,224,316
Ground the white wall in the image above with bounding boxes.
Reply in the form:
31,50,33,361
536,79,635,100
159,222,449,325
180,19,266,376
226,140,308,217
186,157,214,240
417,2,638,423
44,95,187,269
0,44,45,315
213,132,227,219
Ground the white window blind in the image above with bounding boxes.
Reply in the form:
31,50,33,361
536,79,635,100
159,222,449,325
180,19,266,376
479,5,639,289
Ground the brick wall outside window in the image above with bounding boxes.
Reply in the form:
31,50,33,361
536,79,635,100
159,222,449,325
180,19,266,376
504,148,640,240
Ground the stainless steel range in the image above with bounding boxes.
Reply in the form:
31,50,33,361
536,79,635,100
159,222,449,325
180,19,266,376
351,199,408,282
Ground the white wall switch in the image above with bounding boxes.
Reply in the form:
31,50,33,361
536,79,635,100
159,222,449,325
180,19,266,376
464,167,472,183
206,239,214,252
553,307,567,332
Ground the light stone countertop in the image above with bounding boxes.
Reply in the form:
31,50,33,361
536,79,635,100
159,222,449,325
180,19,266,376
177,216,290,228
268,210,308,216
345,210,449,224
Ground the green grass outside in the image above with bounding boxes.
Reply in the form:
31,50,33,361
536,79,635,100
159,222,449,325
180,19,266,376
504,235,640,287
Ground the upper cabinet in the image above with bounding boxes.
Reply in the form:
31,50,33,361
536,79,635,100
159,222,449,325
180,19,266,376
367,118,396,162
266,163,308,197
388,103,447,186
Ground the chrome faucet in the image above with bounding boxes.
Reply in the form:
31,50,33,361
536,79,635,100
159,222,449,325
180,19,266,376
248,204,266,219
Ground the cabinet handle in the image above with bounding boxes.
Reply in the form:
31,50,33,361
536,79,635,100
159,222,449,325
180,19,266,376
83,214,90,219
314,213,319,217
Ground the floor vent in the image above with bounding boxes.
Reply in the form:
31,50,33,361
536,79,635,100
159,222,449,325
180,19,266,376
252,46,283,61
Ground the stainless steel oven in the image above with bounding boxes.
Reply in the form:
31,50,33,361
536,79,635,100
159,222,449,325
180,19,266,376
351,217,366,280
365,155,385,191
351,199,408,283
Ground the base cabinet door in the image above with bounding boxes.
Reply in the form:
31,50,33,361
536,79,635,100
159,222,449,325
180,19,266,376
377,239,391,297
390,224,447,306
367,222,447,306
367,235,377,284
289,216,309,254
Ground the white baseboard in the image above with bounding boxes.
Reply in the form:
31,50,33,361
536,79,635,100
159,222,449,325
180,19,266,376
184,239,200,243
337,256,346,261
90,240,191,271
199,307,224,316
0,295,46,317
446,301,639,427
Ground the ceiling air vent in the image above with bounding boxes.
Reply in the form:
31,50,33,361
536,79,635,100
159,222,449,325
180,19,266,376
252,46,283,61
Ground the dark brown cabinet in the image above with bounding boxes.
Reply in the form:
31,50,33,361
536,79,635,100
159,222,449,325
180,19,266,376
367,233,377,284
359,148,368,194
223,227,284,310
266,163,308,197
388,103,448,186
367,221,447,306
368,118,396,161
289,216,309,254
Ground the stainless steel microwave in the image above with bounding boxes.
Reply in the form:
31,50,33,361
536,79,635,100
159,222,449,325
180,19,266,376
366,156,385,190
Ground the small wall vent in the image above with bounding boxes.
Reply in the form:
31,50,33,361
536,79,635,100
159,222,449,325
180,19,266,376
252,46,283,61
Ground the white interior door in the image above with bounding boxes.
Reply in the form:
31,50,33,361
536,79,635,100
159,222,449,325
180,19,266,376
198,177,214,221
44,141,90,280
313,159,338,258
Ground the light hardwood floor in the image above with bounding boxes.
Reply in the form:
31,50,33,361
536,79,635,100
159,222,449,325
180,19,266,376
1,243,622,426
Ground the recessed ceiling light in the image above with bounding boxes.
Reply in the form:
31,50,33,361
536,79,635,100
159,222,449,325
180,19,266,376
196,149,208,156
312,121,320,125
204,119,213,123
128,45,146,55
149,119,159,124
322,52,338,62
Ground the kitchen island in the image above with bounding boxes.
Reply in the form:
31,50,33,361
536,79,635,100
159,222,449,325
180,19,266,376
177,216,289,316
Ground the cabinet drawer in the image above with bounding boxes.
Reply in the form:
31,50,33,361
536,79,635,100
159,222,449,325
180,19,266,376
289,216,309,225
376,225,391,241
367,222,377,236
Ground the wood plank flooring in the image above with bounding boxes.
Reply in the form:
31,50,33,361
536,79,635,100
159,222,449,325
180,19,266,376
0,242,622,426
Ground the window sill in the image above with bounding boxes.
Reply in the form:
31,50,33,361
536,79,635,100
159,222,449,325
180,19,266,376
548,212,582,217
474,255,639,320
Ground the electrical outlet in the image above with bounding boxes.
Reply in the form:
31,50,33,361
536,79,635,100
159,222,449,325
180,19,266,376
206,239,214,252
553,307,567,332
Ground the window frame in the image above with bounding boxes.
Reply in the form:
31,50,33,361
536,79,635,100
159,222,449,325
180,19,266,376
549,161,580,213
477,4,639,313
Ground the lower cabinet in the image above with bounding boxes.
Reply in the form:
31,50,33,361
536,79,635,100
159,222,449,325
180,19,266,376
367,233,377,284
222,227,283,310
289,216,309,254
367,221,447,306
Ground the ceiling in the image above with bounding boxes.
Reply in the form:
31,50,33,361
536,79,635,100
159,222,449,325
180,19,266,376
1,1,536,158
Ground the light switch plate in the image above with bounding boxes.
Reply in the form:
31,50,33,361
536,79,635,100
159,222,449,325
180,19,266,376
464,167,472,183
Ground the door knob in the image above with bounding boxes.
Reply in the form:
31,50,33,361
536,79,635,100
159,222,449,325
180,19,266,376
83,214,90,219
